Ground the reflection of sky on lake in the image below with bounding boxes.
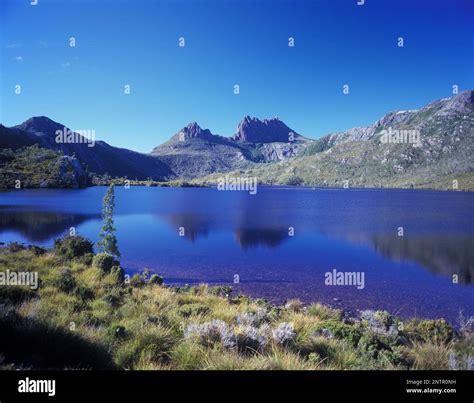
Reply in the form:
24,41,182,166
0,186,472,324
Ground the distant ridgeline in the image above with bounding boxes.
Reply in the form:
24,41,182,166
0,90,473,190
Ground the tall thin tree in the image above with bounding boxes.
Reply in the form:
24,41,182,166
97,184,120,257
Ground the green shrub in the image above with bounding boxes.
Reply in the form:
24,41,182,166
74,286,94,301
54,235,93,260
128,274,145,288
149,274,164,286
382,345,411,368
256,298,268,306
102,288,124,308
208,286,232,297
54,269,76,293
358,333,390,360
174,284,192,294
107,324,127,340
78,252,94,266
92,253,119,273
404,319,454,344
417,319,454,344
374,311,393,328
313,321,362,346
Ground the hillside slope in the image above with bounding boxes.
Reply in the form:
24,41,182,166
1,117,173,180
201,91,474,190
0,145,90,188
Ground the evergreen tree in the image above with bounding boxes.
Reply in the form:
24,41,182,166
97,184,120,257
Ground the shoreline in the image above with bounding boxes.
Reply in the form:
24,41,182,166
0,240,472,370
2,182,474,193
0,241,470,329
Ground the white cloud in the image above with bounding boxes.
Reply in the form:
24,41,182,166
61,62,71,68
14,56,23,63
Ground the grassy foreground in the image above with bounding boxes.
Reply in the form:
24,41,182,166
0,240,472,370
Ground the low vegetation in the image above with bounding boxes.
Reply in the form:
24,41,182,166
0,239,472,370
0,145,90,189
92,175,208,188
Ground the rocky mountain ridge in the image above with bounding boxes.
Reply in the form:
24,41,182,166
1,90,473,189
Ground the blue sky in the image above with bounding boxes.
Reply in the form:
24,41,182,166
1,0,473,152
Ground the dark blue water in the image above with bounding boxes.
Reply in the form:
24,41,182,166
0,186,472,325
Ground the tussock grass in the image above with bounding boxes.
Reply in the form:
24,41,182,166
0,244,471,370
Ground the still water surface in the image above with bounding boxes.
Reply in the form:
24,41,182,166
0,186,472,324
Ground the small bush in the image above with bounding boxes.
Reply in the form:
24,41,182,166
314,321,362,346
236,309,268,327
184,320,236,349
360,310,399,338
149,274,164,286
235,324,271,354
54,269,76,293
448,351,474,370
358,333,390,360
416,319,454,344
128,274,145,288
403,319,454,344
103,288,124,308
272,322,296,345
78,252,94,266
92,253,119,273
74,286,94,301
54,235,93,260
209,286,232,297
107,324,127,340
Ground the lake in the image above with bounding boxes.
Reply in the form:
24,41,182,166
0,186,472,325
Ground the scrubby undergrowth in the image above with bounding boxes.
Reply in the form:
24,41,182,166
0,241,472,370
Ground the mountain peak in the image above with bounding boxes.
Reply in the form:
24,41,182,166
233,116,298,143
15,116,65,135
185,121,201,131
20,116,61,126
176,121,214,141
